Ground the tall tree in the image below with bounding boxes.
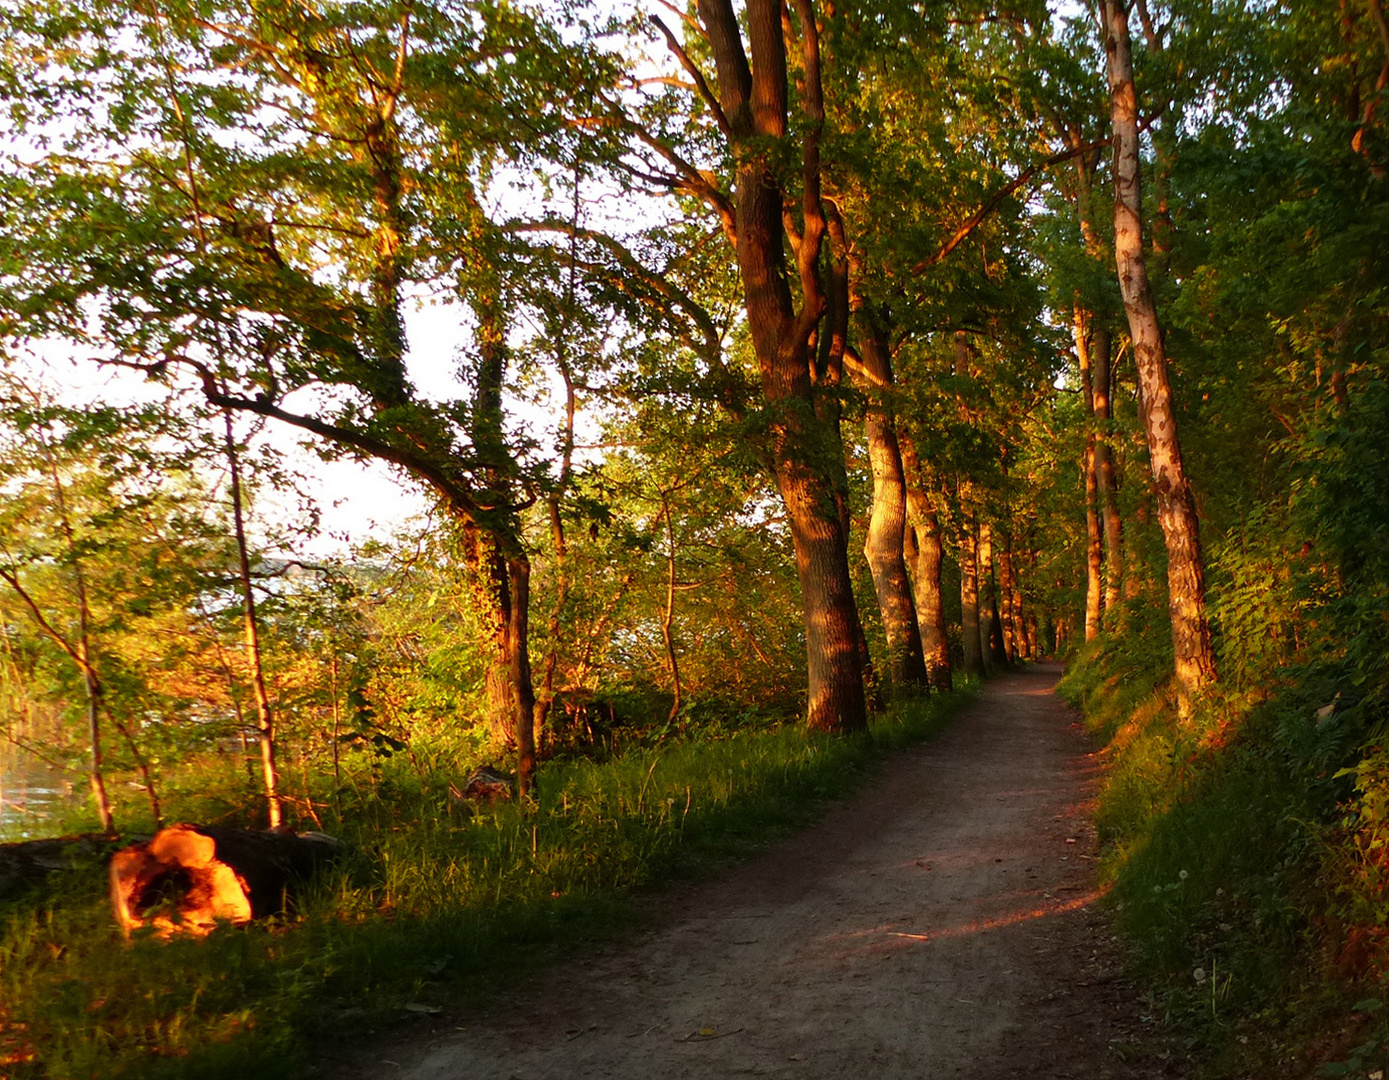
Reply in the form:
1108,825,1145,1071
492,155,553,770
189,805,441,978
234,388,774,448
1099,0,1217,711
643,0,869,731
0,0,619,791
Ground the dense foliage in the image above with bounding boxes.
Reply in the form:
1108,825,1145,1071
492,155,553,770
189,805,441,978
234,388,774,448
0,0,1387,1074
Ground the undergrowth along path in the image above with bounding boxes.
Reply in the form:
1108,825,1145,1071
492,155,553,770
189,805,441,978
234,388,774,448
338,664,1176,1080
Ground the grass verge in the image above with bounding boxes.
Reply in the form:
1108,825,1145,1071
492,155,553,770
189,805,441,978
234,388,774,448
0,682,975,1079
1060,639,1389,1079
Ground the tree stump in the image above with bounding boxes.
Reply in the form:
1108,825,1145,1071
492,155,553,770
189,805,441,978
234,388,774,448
109,823,344,936
447,766,515,811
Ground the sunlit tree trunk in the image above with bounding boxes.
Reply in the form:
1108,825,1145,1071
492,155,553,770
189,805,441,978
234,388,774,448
857,327,928,691
660,492,683,722
998,535,1018,662
1100,0,1217,712
958,504,985,677
1075,309,1105,642
468,309,538,794
223,408,281,829
699,0,867,732
979,523,1008,668
900,434,953,691
819,218,881,711
1068,127,1125,622
1092,325,1124,616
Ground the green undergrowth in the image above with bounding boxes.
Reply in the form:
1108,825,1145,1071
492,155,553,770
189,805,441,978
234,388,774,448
1061,636,1389,1079
0,682,975,1079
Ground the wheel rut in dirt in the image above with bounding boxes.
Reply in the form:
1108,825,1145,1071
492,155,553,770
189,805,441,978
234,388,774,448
342,664,1172,1080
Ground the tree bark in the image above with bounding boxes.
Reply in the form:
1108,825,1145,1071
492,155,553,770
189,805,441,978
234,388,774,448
958,505,985,677
222,408,281,830
1075,309,1105,642
1092,324,1125,616
467,304,539,794
899,434,953,690
978,522,1009,668
997,534,1018,662
857,327,929,691
1069,125,1125,619
1100,0,1217,711
660,492,683,722
697,0,867,732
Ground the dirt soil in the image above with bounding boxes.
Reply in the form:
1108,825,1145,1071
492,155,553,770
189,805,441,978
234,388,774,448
336,664,1183,1080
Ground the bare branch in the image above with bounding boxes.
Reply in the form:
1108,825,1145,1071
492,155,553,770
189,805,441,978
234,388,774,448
913,138,1109,272
650,14,734,139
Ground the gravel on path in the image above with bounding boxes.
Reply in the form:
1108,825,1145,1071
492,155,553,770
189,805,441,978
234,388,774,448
335,663,1179,1080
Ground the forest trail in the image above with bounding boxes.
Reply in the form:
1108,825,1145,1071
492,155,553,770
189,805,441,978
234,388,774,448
338,665,1174,1080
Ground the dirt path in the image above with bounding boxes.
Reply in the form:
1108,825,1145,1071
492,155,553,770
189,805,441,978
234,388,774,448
341,664,1176,1080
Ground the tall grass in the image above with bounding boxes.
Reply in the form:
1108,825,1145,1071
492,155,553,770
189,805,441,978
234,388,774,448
0,684,974,1079
1060,635,1389,1077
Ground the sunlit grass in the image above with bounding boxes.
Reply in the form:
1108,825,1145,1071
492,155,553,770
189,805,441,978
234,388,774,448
1059,638,1389,1074
0,683,975,1079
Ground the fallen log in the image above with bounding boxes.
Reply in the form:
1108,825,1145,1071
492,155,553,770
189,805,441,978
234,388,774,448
0,834,132,901
109,823,344,936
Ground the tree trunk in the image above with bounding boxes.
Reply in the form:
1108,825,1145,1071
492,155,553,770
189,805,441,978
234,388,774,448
222,408,282,830
1069,117,1125,623
465,530,537,796
1101,0,1217,712
1093,324,1124,616
776,452,871,730
979,523,1009,668
698,0,867,732
660,493,683,722
958,506,985,677
1075,309,1105,642
899,434,953,691
858,329,928,691
468,305,539,794
110,824,343,936
997,535,1018,662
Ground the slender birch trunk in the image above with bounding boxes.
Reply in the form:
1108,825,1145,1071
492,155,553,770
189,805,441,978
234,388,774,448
1093,325,1125,616
223,408,282,829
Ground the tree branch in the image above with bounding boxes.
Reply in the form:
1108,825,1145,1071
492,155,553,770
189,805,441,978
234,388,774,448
913,138,1109,272
650,14,733,139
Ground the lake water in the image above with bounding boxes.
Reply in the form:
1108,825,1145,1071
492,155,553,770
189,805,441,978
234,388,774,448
0,752,75,842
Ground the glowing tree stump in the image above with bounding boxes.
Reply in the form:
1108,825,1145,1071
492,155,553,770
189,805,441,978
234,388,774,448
109,823,343,936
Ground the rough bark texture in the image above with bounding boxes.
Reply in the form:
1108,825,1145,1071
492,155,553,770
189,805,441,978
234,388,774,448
1101,0,1217,710
900,434,953,691
1075,312,1105,643
997,537,1018,662
979,523,1006,669
959,508,985,677
698,0,867,732
470,309,538,794
465,531,537,795
858,329,928,691
1092,325,1124,616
